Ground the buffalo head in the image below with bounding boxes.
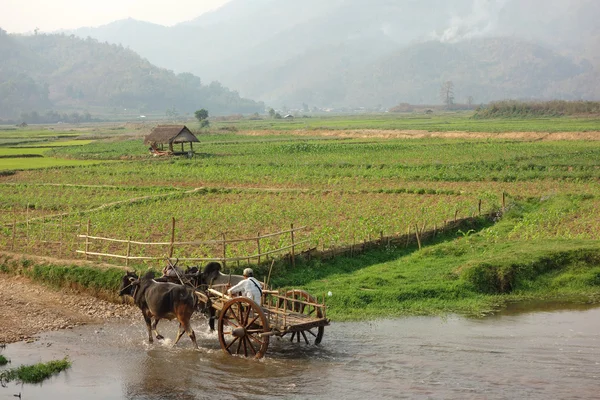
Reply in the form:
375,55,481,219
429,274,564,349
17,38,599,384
119,271,140,297
201,261,223,286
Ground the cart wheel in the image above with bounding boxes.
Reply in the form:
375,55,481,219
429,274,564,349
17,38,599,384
218,297,270,359
282,289,325,345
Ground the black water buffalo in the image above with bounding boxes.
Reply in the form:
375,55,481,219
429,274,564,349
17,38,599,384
199,261,244,292
119,270,198,348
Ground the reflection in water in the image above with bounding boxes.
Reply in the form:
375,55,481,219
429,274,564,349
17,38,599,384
1,307,599,399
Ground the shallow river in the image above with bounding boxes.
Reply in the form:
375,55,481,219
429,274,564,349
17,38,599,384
1,304,599,400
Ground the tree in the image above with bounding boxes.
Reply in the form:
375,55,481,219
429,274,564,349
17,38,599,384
194,109,209,128
194,108,209,122
439,81,455,109
268,108,276,118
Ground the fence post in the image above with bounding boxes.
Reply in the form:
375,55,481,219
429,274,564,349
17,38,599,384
85,219,91,260
222,233,227,269
26,203,29,248
59,214,63,257
126,236,132,267
11,217,16,251
454,209,459,223
415,224,422,250
502,192,506,212
41,206,46,248
256,232,261,265
290,223,296,268
478,199,482,216
169,217,176,258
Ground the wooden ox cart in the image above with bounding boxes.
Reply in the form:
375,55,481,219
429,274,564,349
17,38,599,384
195,286,329,359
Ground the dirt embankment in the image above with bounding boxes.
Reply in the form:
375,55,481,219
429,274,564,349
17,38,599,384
0,274,138,344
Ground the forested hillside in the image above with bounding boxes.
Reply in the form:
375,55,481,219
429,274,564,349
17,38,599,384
73,0,600,109
0,29,264,121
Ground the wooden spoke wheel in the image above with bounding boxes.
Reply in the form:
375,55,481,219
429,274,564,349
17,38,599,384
281,289,325,345
218,297,270,359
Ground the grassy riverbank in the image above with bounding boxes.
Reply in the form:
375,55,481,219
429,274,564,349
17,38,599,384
1,194,599,320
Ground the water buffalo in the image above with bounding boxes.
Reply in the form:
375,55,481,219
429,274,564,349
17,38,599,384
200,261,244,293
119,270,198,348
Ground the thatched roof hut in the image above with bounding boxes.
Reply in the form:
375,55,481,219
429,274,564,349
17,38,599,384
144,125,199,154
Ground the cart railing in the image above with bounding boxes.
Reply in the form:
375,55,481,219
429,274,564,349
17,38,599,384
202,286,328,330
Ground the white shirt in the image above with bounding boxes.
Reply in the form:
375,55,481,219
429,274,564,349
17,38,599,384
227,277,263,305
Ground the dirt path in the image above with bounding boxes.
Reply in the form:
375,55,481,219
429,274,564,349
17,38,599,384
0,274,138,344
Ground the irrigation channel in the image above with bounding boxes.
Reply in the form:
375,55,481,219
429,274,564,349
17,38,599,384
2,304,599,400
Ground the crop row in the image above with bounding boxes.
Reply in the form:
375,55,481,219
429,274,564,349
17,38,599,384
0,190,494,266
0,184,179,224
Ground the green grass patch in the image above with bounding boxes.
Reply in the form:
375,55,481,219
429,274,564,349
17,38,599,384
0,148,50,157
0,158,103,171
0,355,8,366
0,358,71,385
21,264,127,294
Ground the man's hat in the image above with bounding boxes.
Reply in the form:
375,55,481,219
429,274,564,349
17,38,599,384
243,268,253,276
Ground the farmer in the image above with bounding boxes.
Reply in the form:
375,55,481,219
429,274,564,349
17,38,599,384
227,268,263,305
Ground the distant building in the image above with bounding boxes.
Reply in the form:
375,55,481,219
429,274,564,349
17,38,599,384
283,114,294,119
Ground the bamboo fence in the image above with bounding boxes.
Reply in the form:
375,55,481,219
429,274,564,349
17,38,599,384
75,219,309,267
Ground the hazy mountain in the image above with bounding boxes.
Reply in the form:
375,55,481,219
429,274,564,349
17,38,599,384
50,0,600,108
0,29,264,120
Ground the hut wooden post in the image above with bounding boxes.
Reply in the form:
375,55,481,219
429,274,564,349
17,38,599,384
290,223,296,268
85,219,91,260
169,217,176,258
126,236,132,267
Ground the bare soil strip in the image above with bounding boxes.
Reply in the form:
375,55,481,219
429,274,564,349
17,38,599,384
241,129,600,140
0,274,137,344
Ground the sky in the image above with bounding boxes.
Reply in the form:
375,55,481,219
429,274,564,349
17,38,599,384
0,0,232,33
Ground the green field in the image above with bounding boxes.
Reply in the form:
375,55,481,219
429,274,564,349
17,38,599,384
0,129,102,170
207,112,600,132
0,114,599,319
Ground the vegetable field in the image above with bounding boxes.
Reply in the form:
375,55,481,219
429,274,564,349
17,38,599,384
1,115,600,317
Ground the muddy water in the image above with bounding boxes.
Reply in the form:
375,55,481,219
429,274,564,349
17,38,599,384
2,305,599,400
